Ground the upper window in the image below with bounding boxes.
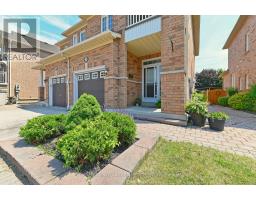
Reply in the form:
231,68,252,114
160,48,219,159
73,34,78,45
245,32,249,52
80,31,86,42
101,15,113,32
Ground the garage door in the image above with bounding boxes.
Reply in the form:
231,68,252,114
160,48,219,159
52,76,66,107
77,70,105,105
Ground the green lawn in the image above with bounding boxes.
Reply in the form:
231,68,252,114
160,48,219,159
126,138,256,184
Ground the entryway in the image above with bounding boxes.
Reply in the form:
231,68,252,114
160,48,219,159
142,59,161,106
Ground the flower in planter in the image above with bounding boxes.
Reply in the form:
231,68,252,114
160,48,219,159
208,112,229,131
185,100,208,127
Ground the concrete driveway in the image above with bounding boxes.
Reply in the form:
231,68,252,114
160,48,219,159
0,104,67,141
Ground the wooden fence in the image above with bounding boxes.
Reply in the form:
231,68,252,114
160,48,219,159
205,89,227,104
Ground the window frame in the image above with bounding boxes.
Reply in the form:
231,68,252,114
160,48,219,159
80,30,86,42
245,74,249,89
231,74,236,88
101,15,113,32
92,72,99,79
73,34,78,45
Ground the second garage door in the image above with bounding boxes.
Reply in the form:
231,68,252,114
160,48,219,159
77,71,105,105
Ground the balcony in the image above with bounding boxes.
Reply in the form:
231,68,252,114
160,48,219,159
125,15,161,43
0,72,7,84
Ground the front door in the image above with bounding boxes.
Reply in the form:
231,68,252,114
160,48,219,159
142,63,160,103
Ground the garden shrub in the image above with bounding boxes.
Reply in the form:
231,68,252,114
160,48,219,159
208,112,229,120
185,100,208,116
99,112,136,146
192,92,207,102
227,87,238,97
19,114,66,144
228,92,256,111
57,119,118,169
155,100,161,108
65,93,102,130
249,84,256,98
217,96,229,107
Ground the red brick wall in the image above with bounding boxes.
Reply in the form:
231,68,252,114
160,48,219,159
161,15,186,115
225,16,256,90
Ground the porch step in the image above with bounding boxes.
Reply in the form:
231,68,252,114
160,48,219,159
132,114,187,127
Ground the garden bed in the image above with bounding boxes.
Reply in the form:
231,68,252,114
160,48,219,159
38,136,138,178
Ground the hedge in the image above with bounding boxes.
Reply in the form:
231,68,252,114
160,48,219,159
217,96,229,107
228,92,256,111
19,114,66,144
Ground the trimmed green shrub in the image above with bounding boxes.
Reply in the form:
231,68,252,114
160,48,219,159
65,94,102,130
208,112,229,120
155,100,161,108
19,114,66,144
185,100,208,116
250,84,256,98
99,112,136,146
192,92,207,102
57,119,118,169
227,87,238,97
217,96,229,106
228,92,256,111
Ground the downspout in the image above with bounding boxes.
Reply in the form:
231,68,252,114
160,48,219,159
8,39,12,98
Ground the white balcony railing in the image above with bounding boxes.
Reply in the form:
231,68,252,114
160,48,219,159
0,72,7,84
127,15,153,27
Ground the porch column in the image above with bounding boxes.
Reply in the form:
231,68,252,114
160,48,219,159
160,15,186,115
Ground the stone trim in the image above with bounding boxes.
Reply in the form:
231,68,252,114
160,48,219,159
127,79,141,84
160,69,185,75
104,76,128,80
73,65,106,74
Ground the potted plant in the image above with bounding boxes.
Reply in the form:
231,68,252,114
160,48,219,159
134,97,141,107
185,100,208,127
208,112,229,131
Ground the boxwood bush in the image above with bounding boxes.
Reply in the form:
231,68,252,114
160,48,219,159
217,96,229,106
19,114,66,145
57,119,118,169
228,92,256,111
227,87,238,97
65,93,102,130
99,112,136,146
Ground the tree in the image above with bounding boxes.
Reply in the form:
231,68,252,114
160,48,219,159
195,69,223,90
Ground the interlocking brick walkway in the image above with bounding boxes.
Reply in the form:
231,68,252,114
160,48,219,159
137,105,256,159
0,156,22,185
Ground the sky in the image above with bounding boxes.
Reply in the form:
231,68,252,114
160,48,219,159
195,15,239,72
0,15,239,73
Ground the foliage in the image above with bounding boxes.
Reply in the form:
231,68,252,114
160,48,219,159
127,138,256,184
249,84,256,98
195,69,223,90
227,87,238,97
19,114,66,144
217,96,229,106
228,92,256,111
155,100,161,108
134,97,141,106
65,93,102,130
99,112,136,146
185,100,208,116
208,112,229,120
192,92,207,102
57,119,118,169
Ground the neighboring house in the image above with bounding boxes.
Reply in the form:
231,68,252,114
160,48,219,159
223,15,256,91
0,31,59,105
34,15,200,119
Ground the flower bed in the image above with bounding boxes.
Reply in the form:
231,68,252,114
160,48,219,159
19,94,137,175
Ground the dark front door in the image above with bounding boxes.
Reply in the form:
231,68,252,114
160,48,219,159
52,76,66,107
77,71,105,105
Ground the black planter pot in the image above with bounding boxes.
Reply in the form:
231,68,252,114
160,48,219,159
190,113,206,127
208,118,226,131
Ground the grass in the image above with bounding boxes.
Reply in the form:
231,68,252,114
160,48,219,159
126,138,256,184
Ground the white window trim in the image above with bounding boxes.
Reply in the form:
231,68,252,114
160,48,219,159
73,34,78,45
84,73,90,80
92,72,98,79
78,74,84,81
100,71,107,78
80,30,86,42
101,15,112,32
245,32,249,52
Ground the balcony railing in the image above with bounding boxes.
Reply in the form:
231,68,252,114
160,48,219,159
0,72,7,84
127,15,153,27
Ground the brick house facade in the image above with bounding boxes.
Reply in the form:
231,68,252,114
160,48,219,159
34,15,200,118
223,15,256,91
0,31,59,105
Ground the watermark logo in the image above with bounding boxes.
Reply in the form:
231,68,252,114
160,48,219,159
2,17,39,62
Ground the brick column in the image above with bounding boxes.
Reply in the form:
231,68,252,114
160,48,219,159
161,15,186,115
